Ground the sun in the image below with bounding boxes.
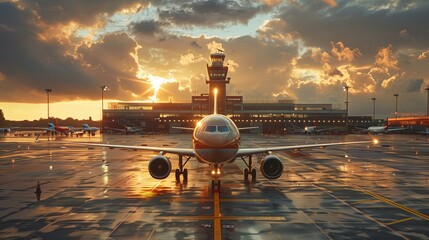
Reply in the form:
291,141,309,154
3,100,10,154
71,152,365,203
146,75,176,102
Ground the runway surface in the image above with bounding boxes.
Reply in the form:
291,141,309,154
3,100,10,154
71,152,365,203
0,134,429,239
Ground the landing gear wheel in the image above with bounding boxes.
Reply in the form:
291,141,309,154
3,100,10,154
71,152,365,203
211,179,221,190
251,168,257,182
244,168,249,181
211,180,215,190
183,168,188,181
175,169,180,181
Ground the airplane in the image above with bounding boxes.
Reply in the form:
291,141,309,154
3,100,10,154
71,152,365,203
75,89,377,190
360,126,407,134
416,128,429,135
303,126,343,134
46,122,73,135
0,127,19,136
81,124,99,136
105,125,143,134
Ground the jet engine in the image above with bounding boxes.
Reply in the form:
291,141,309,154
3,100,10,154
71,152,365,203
260,155,284,179
148,155,171,179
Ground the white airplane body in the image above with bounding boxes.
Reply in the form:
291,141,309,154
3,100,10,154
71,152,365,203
78,89,376,189
365,126,407,134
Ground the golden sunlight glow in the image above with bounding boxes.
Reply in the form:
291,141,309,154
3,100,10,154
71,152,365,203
213,88,218,95
146,75,177,102
373,139,379,144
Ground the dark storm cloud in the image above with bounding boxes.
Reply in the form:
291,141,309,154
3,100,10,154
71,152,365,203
158,0,266,27
0,2,95,103
277,0,429,53
0,2,149,103
190,40,202,48
130,20,165,36
20,0,147,26
77,33,148,99
405,78,423,92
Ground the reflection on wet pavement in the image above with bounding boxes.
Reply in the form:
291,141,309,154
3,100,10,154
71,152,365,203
0,134,428,239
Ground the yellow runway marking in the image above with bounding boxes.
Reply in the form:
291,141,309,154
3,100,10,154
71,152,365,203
347,182,429,222
285,156,429,222
386,217,413,226
214,191,221,240
155,216,286,221
161,198,269,203
352,199,382,205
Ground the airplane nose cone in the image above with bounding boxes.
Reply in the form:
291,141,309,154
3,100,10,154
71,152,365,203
199,133,234,148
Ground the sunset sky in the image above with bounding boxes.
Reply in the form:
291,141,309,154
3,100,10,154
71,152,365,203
1,0,429,121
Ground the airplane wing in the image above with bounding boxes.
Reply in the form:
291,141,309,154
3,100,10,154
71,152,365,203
72,142,196,157
385,127,407,133
236,140,373,157
172,127,194,131
238,127,259,131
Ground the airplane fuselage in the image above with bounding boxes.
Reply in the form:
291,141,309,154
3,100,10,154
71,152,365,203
192,114,240,164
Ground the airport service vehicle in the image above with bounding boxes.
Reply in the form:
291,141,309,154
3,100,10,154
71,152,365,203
81,89,376,189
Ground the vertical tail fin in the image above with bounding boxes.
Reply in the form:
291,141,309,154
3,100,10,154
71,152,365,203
213,88,218,115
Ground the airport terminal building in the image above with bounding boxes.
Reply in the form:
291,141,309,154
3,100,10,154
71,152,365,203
103,52,372,134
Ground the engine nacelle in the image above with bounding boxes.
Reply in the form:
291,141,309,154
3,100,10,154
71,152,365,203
148,155,171,179
260,155,284,179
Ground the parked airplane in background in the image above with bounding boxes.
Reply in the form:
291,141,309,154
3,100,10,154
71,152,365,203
105,125,143,134
73,89,377,190
303,126,343,134
0,127,19,136
82,124,99,136
361,126,407,134
416,128,429,135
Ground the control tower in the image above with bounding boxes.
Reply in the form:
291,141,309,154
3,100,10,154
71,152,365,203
206,50,230,115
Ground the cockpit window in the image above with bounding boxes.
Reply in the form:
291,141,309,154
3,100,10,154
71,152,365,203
218,126,230,132
205,126,217,132
204,125,230,132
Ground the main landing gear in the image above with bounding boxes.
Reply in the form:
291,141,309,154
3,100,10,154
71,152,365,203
241,155,256,182
175,155,190,182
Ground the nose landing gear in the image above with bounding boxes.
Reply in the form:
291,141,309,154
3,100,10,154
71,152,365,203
211,164,222,190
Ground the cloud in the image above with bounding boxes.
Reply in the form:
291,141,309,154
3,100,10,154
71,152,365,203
405,78,423,92
20,0,147,26
277,1,429,52
207,40,224,53
179,53,206,66
375,45,399,69
130,20,165,36
323,0,338,8
418,50,429,60
157,0,267,27
331,41,361,62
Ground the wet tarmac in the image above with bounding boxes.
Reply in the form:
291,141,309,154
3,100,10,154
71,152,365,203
1,134,429,239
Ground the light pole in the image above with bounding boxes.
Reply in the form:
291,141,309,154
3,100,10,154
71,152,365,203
343,85,350,134
45,89,52,140
425,86,429,117
394,92,399,119
371,97,376,122
100,85,107,133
